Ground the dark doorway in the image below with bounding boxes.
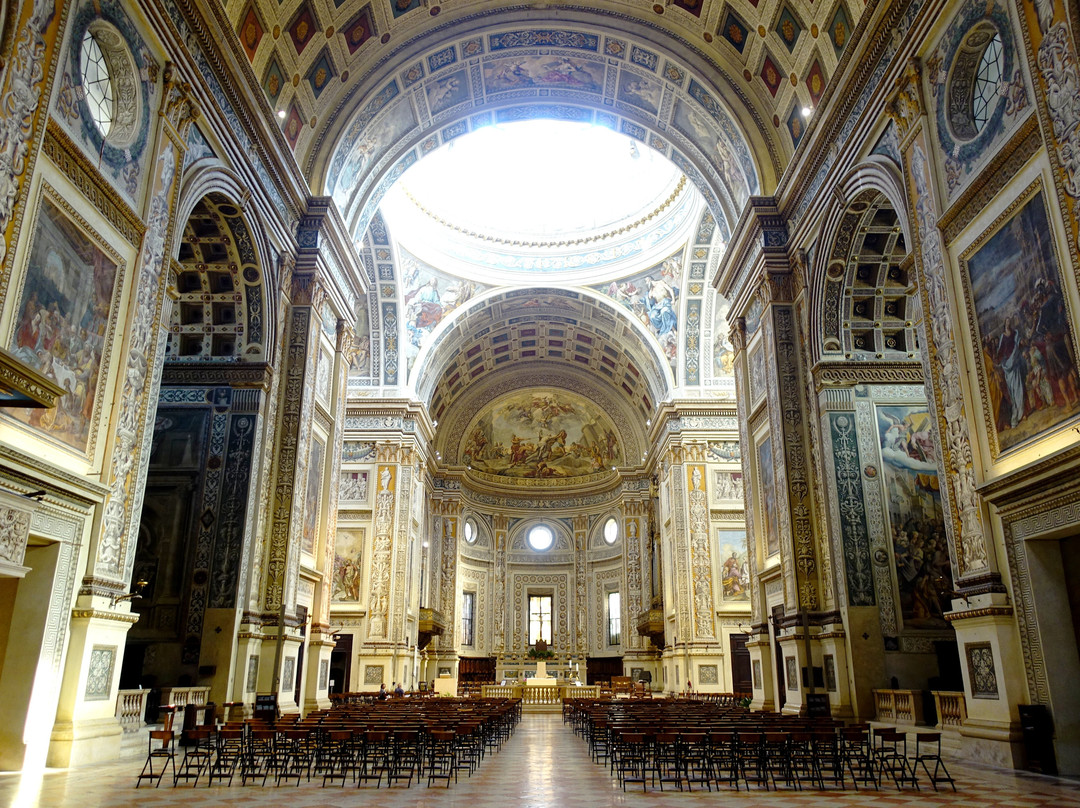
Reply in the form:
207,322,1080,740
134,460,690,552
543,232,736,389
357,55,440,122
329,633,352,694
729,633,752,695
586,656,624,685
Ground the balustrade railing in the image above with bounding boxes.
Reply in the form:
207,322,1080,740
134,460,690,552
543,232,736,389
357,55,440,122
872,688,923,725
114,689,149,733
932,690,967,730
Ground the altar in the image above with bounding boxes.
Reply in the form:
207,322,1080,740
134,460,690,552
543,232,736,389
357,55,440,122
524,660,555,686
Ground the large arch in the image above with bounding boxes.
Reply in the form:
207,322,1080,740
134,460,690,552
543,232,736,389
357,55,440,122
314,16,780,245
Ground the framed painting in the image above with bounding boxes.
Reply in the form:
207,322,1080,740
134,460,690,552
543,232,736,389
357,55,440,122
960,181,1080,457
332,527,365,602
302,436,325,555
5,187,123,455
717,528,750,602
876,404,951,629
757,434,779,557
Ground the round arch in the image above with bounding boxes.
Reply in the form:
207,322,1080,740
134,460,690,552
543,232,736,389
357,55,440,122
808,155,913,367
313,15,780,245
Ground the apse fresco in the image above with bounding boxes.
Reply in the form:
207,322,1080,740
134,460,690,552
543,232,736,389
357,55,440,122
876,404,951,630
963,189,1080,455
462,390,621,479
8,196,120,453
717,529,750,602
333,528,365,602
596,252,681,372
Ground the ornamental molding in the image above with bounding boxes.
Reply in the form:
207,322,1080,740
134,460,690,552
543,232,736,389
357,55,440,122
161,361,273,390
813,361,924,389
42,122,145,247
0,346,66,408
938,114,1041,244
70,608,141,625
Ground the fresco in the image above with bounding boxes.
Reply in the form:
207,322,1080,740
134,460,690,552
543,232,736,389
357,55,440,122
962,189,1080,455
717,529,750,602
425,68,469,116
712,294,736,379
333,528,365,602
758,436,779,557
335,99,417,204
616,71,662,115
671,101,750,209
462,390,621,479
7,196,121,453
401,252,484,374
482,54,605,94
302,437,325,555
877,404,951,630
597,252,682,371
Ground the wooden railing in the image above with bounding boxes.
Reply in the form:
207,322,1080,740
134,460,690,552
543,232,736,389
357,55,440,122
115,689,149,733
932,690,967,730
872,689,923,725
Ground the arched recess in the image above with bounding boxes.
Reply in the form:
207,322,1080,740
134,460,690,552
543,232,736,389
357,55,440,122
810,157,918,367
412,286,670,465
125,185,277,695
313,15,779,246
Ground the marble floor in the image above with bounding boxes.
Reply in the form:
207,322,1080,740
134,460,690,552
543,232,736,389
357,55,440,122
1,713,1078,808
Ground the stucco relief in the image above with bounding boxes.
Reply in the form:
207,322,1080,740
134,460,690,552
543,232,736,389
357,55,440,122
98,143,177,580
907,133,989,577
368,464,396,638
0,506,31,566
688,464,715,639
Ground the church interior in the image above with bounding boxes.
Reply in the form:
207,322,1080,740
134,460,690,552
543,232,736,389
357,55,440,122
0,0,1078,796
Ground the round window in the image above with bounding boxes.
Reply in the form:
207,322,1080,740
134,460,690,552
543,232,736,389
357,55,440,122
527,525,554,552
603,517,618,545
464,518,476,544
80,30,114,137
77,21,140,147
947,22,1005,142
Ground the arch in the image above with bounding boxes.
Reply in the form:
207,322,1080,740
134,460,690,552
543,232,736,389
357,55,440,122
412,284,675,414
313,16,779,245
169,190,272,364
809,156,914,367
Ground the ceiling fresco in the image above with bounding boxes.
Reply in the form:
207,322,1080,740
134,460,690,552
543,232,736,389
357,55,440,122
226,0,865,197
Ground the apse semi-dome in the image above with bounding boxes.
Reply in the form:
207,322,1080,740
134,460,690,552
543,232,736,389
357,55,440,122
378,119,702,285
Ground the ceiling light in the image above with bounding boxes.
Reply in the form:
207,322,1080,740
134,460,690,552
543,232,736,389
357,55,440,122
801,106,813,117
277,109,286,119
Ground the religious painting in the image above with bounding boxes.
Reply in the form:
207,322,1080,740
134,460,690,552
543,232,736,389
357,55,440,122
302,437,325,555
482,54,604,94
712,294,736,380
596,252,681,371
6,192,122,454
713,471,744,503
748,341,766,407
960,185,1080,456
758,435,779,557
315,348,332,403
462,390,622,479
717,529,750,602
425,68,469,116
876,404,951,629
616,71,661,115
401,251,482,372
333,528,365,602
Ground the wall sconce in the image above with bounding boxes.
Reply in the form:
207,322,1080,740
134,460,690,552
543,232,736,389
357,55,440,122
111,580,148,608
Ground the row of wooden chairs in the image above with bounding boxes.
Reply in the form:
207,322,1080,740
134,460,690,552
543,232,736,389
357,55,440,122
565,698,956,793
137,697,521,789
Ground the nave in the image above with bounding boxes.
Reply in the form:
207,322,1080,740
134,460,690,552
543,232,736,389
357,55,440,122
0,713,1077,808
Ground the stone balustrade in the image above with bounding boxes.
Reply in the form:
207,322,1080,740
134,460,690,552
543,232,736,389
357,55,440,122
114,689,149,733
480,684,600,701
932,690,967,730
872,688,923,725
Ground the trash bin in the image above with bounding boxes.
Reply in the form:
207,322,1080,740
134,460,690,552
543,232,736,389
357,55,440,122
1018,704,1057,775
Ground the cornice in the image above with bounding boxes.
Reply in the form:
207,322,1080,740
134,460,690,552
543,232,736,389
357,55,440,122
0,346,66,409
812,360,925,389
161,361,273,391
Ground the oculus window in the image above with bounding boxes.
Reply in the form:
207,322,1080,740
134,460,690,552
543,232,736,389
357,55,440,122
603,517,618,545
464,517,476,544
527,524,553,552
